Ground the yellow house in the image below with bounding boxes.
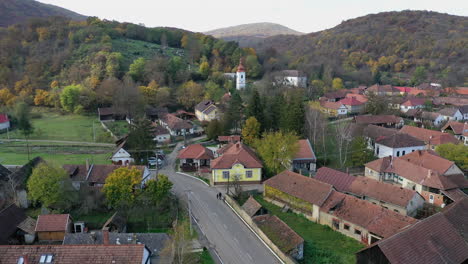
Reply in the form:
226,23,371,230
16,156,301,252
195,100,218,122
211,142,263,185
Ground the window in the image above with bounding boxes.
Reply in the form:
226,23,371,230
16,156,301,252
376,147,380,155
396,151,400,157
332,219,340,229
344,224,350,230
354,229,361,235
39,254,53,263
246,170,253,178
402,151,406,155
222,171,230,179
394,209,399,213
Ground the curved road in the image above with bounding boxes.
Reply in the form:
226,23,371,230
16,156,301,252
160,144,281,264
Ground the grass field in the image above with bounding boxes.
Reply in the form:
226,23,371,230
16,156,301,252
104,121,129,138
0,107,113,143
254,195,364,264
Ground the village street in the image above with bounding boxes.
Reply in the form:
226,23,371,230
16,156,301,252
158,143,281,264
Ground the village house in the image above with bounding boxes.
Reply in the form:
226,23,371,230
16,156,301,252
399,125,460,149
345,93,368,103
441,121,468,143
364,150,468,207
346,177,425,216
274,70,307,88
314,167,356,192
399,98,426,113
211,142,263,185
433,97,468,107
317,99,348,116
339,96,366,114
195,100,219,122
438,107,464,121
35,214,72,242
374,133,426,158
0,204,36,245
356,198,468,264
322,89,349,102
366,84,400,96
97,107,126,121
159,113,194,136
177,144,214,172
0,113,10,130
394,86,412,95
291,139,317,174
253,214,304,260
153,123,171,143
444,86,468,96
63,164,151,190
264,171,416,245
354,115,404,128
361,125,397,151
111,137,134,165
0,244,151,264
417,111,446,127
459,105,468,120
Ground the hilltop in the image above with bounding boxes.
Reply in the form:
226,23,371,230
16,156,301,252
0,0,86,27
254,11,468,86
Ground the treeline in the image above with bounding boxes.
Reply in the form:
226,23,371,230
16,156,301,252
255,11,468,89
0,16,262,113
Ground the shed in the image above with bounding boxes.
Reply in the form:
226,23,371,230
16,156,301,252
35,214,72,241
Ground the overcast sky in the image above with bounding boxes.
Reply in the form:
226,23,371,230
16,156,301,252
38,0,467,33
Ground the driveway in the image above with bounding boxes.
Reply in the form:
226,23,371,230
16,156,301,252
159,142,281,264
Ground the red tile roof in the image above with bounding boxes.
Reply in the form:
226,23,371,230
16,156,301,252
314,167,356,192
211,142,262,169
376,133,425,148
345,93,368,103
357,198,468,264
394,86,413,93
177,144,214,160
161,113,192,130
35,214,70,232
253,214,304,253
444,87,468,96
347,177,418,207
242,196,263,217
441,121,466,135
399,125,459,145
0,244,146,264
217,135,241,142
320,100,346,110
264,170,333,207
339,96,365,106
293,139,316,161
400,150,455,175
321,191,416,238
401,98,426,107
355,115,403,125
0,114,9,123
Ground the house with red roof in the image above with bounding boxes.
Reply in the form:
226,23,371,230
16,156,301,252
399,125,460,149
339,96,366,114
400,98,426,113
317,99,348,116
291,139,316,174
211,142,263,185
177,144,214,172
35,214,72,241
0,113,10,130
441,121,468,144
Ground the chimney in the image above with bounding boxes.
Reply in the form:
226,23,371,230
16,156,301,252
427,169,432,178
132,233,137,244
102,227,109,245
90,231,96,242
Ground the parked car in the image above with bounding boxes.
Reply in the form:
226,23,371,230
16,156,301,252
148,157,162,166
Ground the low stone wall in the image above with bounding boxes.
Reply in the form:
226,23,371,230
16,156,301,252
224,195,297,264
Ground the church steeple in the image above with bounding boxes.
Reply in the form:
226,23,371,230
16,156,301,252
236,58,246,90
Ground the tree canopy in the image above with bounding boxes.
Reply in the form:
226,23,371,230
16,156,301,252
103,167,142,208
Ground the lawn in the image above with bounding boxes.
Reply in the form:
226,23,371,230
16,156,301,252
0,107,113,143
104,121,129,138
72,211,114,230
0,141,113,165
254,195,364,264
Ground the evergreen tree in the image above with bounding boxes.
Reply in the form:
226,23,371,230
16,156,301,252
224,91,243,132
126,118,156,164
245,89,264,130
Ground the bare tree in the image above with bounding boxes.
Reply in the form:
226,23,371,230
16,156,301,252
333,122,352,168
305,106,327,147
173,219,198,264
5,173,19,204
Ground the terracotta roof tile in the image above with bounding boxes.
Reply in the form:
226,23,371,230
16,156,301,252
321,191,416,238
314,167,356,192
433,97,468,107
399,125,459,145
400,150,455,175
401,98,426,107
253,214,304,253
347,177,418,207
0,113,9,123
320,100,346,110
293,139,316,160
264,170,333,207
354,115,403,125
242,196,263,217
363,125,397,140
177,144,214,160
441,121,465,134
345,93,368,103
0,244,145,264
161,113,192,130
376,133,425,148
35,214,70,232
217,135,241,142
211,142,262,169
339,96,365,106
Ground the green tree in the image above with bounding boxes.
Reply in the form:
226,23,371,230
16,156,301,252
245,89,264,129
199,60,210,79
349,136,375,167
332,78,344,90
204,81,224,102
177,81,204,109
15,102,34,160
27,163,75,209
60,85,82,113
206,119,223,140
365,92,388,115
103,167,142,208
254,131,299,176
126,118,156,164
245,55,262,78
411,66,427,85
143,175,173,205
280,91,305,135
242,117,261,146
436,143,468,171
224,91,243,132
129,57,146,82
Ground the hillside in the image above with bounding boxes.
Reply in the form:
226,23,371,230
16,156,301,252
255,11,468,86
0,0,86,27
205,22,304,45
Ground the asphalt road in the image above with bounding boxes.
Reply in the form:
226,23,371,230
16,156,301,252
159,144,281,264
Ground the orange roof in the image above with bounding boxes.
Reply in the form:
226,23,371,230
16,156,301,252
345,93,368,103
315,167,356,192
401,98,426,107
444,87,468,95
399,126,459,145
293,139,316,160
441,121,465,135
177,144,214,160
321,191,417,238
339,96,365,106
35,214,70,232
320,100,345,110
401,150,455,175
211,142,262,169
264,170,333,207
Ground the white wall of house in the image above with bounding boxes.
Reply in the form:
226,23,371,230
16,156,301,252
0,121,10,130
375,144,426,158
400,105,423,113
111,148,134,165
283,76,307,88
406,193,426,217
441,110,463,121
154,133,170,143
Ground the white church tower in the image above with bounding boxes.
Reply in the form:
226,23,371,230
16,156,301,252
236,58,246,90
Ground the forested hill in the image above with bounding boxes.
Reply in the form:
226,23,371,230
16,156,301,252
0,0,87,27
255,11,468,86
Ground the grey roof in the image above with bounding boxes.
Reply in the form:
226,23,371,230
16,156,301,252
376,133,425,148
0,164,12,180
9,157,45,189
63,231,171,260
195,100,216,113
421,111,441,121
363,125,397,140
438,108,459,117
0,204,27,244
459,105,468,114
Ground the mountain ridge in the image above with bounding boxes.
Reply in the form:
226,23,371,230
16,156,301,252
204,22,304,39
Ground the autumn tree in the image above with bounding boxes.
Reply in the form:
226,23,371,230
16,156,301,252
333,122,352,168
254,131,299,177
411,66,427,85
129,57,146,82
142,175,173,205
242,117,260,146
60,85,82,113
103,167,142,209
34,89,51,106
139,80,159,105
245,55,262,78
177,81,204,109
349,136,375,167
365,92,389,115
199,60,210,79
0,88,16,106
204,81,224,102
332,77,344,90
27,163,76,209
436,143,468,171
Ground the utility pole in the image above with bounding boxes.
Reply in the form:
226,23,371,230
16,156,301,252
92,122,96,142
